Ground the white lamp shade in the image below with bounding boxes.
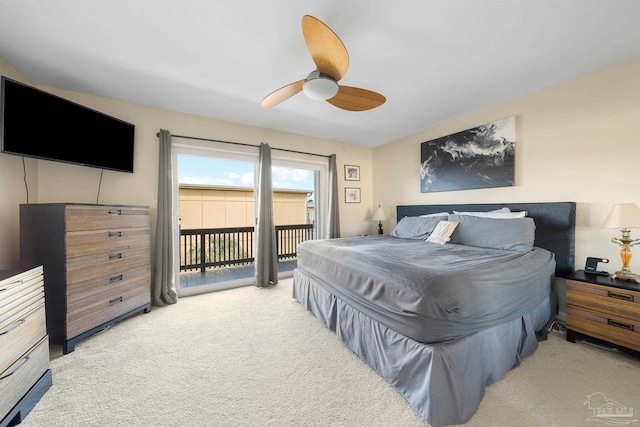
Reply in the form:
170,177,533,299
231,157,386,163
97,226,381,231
602,203,640,229
371,206,388,221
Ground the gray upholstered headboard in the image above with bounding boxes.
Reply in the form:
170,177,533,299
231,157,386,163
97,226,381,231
396,202,576,278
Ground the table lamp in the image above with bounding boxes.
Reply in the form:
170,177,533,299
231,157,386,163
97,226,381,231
371,205,388,235
602,203,640,283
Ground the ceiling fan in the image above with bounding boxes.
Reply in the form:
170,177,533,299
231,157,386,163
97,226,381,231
260,15,386,112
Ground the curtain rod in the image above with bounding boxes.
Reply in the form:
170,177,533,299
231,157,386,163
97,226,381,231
157,132,332,159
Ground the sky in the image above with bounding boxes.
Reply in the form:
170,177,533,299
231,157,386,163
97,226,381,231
178,155,314,191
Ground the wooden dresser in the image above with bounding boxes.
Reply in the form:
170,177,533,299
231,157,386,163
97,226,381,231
1,266,52,427
566,270,640,355
20,203,151,354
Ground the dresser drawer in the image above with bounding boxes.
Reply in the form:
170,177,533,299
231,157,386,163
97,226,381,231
66,227,150,258
0,302,46,375
0,336,50,422
567,306,640,352
65,205,149,232
66,247,150,285
566,279,640,322
66,265,150,308
67,285,150,338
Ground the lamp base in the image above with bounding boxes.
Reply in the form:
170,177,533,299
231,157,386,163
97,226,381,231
611,269,640,283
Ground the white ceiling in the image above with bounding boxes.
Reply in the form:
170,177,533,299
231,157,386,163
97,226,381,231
1,1,640,148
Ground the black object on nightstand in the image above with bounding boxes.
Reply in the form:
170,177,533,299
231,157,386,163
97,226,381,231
565,270,640,356
584,257,610,276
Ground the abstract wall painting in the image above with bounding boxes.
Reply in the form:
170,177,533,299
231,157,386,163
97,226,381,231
420,116,515,193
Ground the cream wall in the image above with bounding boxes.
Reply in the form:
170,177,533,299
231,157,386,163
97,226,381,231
0,55,373,270
373,56,640,316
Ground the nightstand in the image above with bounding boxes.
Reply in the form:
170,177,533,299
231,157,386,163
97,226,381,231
566,270,640,355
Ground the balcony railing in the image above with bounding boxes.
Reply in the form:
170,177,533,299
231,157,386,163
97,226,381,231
180,224,313,272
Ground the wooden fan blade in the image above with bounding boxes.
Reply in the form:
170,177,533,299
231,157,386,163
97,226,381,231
260,80,305,108
302,15,349,81
327,86,386,111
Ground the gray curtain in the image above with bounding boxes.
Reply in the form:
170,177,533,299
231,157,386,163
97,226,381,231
254,143,278,287
153,129,178,305
313,170,321,240
327,154,340,238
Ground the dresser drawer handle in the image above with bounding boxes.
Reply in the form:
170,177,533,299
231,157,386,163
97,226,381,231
0,318,25,335
109,253,123,261
0,356,29,381
607,319,634,331
109,209,122,215
607,291,634,302
109,296,123,306
108,231,122,238
0,279,23,292
109,275,123,283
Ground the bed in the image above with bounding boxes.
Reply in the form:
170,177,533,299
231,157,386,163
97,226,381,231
292,202,575,426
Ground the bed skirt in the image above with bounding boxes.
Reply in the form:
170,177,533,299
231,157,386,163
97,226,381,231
292,268,551,427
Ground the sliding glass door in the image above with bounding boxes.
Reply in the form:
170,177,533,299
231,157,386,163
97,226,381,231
270,162,318,277
172,138,328,296
177,154,257,295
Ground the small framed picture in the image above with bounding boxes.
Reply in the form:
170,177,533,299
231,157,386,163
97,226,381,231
344,165,360,181
345,187,361,203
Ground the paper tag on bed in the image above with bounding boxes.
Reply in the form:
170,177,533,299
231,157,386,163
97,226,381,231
426,221,459,244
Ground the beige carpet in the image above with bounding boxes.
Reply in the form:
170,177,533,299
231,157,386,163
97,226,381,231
21,278,640,427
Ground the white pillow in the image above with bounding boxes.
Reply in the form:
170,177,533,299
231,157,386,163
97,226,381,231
453,208,527,219
419,212,449,218
453,207,509,215
426,221,459,244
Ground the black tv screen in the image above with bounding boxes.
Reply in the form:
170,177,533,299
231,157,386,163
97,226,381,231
0,76,135,173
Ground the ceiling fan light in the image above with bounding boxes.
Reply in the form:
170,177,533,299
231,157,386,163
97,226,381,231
303,76,339,100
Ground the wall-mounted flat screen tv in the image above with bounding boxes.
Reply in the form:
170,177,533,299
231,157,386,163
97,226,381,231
0,76,135,173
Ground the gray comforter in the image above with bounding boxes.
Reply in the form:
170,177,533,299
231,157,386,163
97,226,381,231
296,235,555,343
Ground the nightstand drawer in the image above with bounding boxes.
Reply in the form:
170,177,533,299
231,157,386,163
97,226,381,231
566,279,640,322
0,302,46,375
0,267,42,291
567,307,640,352
0,268,43,308
0,283,44,334
0,336,49,422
